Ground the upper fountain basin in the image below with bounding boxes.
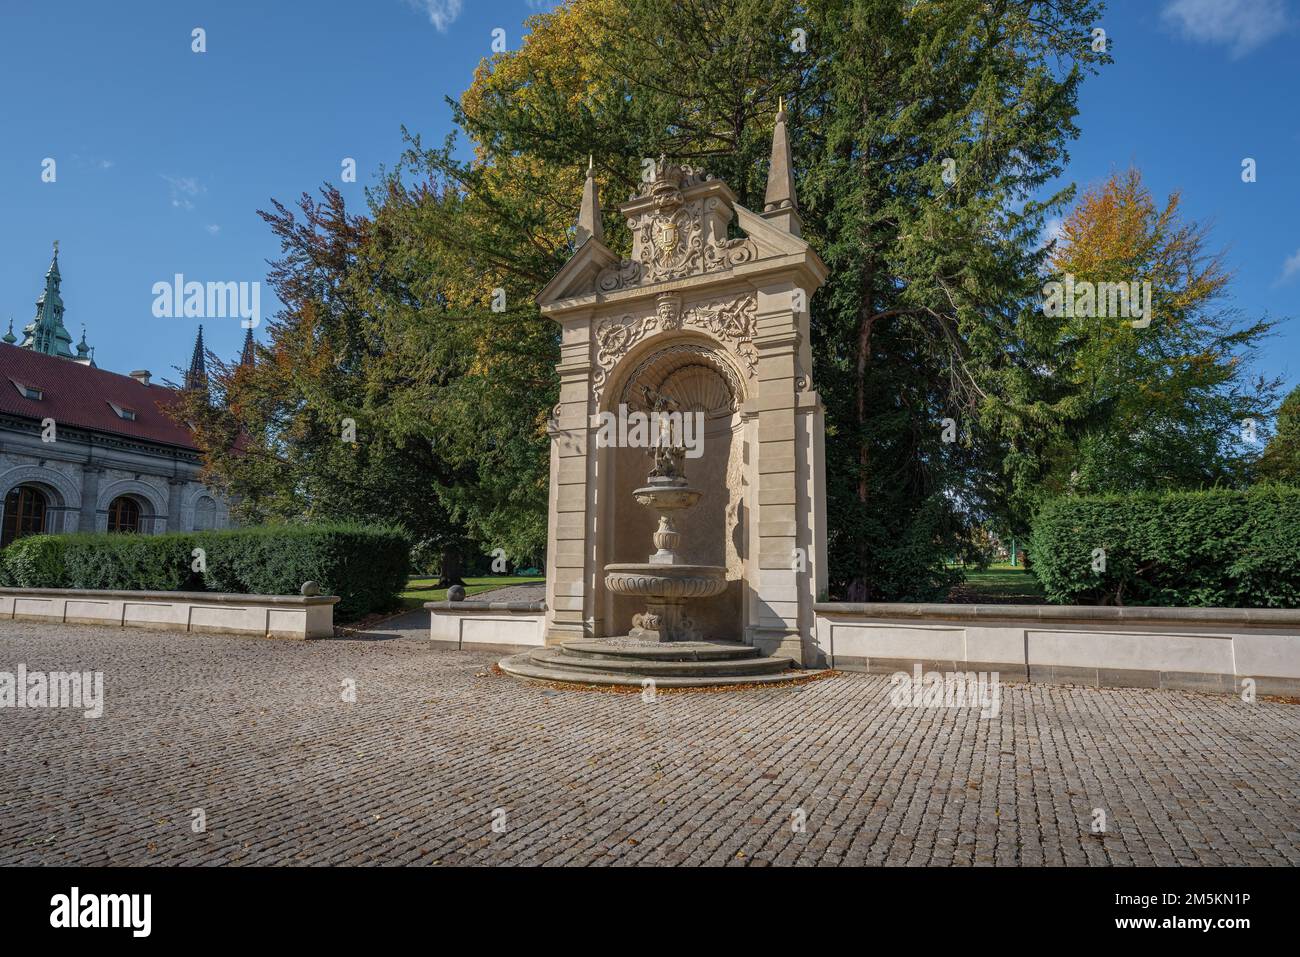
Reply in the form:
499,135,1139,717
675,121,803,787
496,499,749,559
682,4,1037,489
633,484,703,510
604,563,728,600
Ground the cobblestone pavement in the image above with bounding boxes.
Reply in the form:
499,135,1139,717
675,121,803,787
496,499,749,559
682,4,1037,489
1,620,1297,866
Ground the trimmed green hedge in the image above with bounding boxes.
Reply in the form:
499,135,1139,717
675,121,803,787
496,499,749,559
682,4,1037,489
1027,486,1300,607
0,524,410,621
195,526,409,620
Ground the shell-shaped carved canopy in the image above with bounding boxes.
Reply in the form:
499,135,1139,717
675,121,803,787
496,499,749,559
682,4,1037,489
620,343,741,417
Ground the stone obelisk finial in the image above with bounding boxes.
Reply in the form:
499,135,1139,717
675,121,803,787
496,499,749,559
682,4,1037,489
762,97,802,236
575,155,603,247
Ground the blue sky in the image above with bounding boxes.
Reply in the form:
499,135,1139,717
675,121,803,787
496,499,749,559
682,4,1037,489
0,0,1296,395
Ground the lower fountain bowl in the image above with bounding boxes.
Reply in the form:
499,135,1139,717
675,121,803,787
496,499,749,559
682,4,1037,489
603,563,728,600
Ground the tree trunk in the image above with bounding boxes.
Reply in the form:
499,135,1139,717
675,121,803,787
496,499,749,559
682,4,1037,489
434,548,466,588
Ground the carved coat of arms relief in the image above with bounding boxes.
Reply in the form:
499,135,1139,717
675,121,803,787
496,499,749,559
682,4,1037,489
596,162,755,293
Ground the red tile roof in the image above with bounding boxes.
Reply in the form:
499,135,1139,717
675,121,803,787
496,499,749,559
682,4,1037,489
0,343,199,450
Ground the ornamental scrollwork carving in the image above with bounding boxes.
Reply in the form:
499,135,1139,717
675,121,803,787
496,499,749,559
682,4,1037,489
682,297,758,379
597,258,640,292
591,294,757,396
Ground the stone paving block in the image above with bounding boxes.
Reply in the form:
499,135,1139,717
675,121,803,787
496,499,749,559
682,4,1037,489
0,620,1297,866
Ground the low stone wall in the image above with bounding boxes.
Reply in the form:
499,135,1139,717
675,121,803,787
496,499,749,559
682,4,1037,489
425,600,547,652
814,603,1300,696
0,587,338,639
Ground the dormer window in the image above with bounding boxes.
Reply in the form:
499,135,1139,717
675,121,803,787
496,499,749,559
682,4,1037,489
108,401,137,421
10,380,43,401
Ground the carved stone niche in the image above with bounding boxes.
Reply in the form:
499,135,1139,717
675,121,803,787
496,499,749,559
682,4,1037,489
620,343,741,418
604,337,746,644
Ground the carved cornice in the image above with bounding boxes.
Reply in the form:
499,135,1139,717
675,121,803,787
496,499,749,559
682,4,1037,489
0,414,202,464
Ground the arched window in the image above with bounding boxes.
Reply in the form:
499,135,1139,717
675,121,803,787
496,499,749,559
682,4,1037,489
2,485,48,547
107,496,141,533
193,496,217,531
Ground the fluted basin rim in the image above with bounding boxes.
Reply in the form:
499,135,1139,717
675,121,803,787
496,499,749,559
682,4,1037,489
631,484,703,496
604,563,729,601
603,563,727,575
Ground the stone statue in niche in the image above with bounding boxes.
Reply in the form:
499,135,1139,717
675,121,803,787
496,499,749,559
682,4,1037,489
641,385,686,483
651,445,686,483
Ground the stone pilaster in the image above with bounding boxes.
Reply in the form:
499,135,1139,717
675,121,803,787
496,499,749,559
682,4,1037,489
747,282,805,663
78,465,102,532
166,477,186,532
545,314,595,645
796,387,829,666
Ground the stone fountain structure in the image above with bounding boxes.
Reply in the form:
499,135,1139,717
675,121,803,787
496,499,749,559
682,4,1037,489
503,394,798,685
603,393,728,643
498,103,828,687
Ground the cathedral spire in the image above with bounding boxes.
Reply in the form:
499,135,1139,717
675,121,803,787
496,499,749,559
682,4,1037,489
762,98,802,236
184,324,208,393
21,241,77,358
575,155,603,247
3,320,15,345
239,326,255,367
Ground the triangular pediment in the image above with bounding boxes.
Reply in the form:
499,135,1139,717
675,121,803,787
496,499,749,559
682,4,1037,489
536,238,620,309
540,162,824,313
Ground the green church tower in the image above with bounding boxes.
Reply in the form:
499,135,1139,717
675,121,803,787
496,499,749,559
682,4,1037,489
21,241,79,359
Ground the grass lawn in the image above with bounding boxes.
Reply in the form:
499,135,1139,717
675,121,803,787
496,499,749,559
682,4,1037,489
947,563,1047,604
400,569,1045,610
399,575,545,610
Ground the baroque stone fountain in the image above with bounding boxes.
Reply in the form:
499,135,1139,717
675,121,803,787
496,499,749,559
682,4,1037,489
499,397,800,687
602,439,728,643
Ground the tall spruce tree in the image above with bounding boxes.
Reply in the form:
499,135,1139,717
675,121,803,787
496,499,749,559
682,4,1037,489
799,0,1108,597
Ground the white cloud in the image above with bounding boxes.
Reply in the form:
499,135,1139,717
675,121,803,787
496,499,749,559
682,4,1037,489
206,224,221,235
1161,0,1291,57
1043,216,1064,247
1279,247,1300,283
70,153,114,170
403,0,463,32
162,174,205,211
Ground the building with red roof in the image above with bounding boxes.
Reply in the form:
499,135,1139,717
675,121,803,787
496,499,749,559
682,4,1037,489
0,246,244,545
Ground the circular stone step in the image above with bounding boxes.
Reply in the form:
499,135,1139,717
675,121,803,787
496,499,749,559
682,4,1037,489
544,647,792,677
498,638,804,688
498,651,805,688
560,639,760,662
